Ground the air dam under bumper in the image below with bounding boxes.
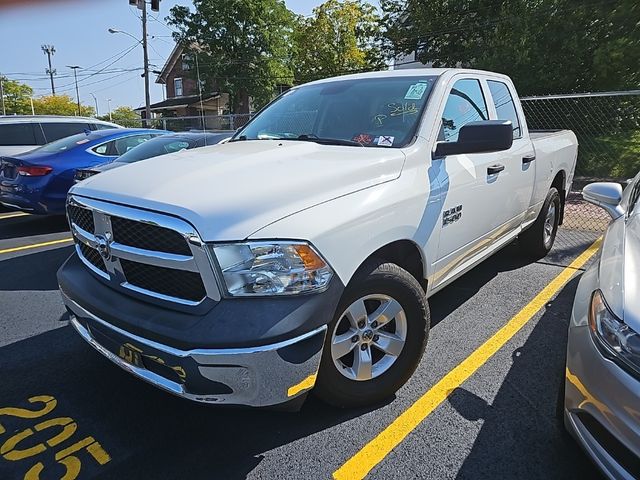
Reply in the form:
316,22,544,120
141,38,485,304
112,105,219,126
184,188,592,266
62,291,327,407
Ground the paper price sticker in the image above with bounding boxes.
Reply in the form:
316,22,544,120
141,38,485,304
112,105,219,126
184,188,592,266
405,83,428,100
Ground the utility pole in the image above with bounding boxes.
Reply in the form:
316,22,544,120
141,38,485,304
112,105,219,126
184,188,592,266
0,75,5,115
141,0,151,127
67,66,81,115
41,45,56,95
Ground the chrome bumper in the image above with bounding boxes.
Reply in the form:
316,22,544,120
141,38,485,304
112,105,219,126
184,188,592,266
62,291,327,407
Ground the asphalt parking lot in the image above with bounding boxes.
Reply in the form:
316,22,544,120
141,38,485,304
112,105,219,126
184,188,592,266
0,209,606,480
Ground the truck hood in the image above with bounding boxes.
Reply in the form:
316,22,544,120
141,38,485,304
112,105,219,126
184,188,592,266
71,140,405,241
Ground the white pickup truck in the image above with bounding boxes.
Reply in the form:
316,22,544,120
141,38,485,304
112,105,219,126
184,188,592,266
58,68,577,408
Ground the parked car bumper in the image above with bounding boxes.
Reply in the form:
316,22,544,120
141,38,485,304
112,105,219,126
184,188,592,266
58,253,343,407
62,290,327,407
565,270,640,479
0,178,66,214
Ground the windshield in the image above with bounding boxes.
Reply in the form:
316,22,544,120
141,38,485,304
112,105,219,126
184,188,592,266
117,137,194,164
35,132,93,153
236,76,437,148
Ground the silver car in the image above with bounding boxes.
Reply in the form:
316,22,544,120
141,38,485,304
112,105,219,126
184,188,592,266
564,175,640,479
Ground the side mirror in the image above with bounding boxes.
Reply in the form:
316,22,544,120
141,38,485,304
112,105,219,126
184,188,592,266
582,182,625,219
433,120,513,157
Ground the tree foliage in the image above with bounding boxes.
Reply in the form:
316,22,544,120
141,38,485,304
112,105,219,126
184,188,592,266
98,106,140,127
292,0,386,83
0,76,34,115
32,95,94,117
168,0,295,113
381,0,640,95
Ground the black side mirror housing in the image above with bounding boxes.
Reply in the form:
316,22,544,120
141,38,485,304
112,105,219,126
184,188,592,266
433,120,514,157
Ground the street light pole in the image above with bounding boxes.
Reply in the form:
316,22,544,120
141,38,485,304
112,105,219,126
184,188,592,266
67,66,81,115
90,93,99,117
107,99,112,122
141,0,151,127
0,76,5,115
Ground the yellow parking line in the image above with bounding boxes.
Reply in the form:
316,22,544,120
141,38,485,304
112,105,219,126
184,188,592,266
0,212,30,220
333,238,602,480
0,237,73,255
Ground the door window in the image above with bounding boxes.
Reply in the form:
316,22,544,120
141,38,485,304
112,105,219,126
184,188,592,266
41,122,92,143
0,123,37,146
488,80,522,139
440,79,488,143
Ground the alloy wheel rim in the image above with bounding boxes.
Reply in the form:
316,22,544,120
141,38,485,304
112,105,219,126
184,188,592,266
544,202,557,246
330,294,407,381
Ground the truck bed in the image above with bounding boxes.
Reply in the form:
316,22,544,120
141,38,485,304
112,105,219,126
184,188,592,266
530,129,570,140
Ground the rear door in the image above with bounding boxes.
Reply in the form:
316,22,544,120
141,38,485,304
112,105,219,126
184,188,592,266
485,78,535,231
433,76,528,287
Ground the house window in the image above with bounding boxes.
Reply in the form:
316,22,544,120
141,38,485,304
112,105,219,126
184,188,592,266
174,78,183,97
181,54,191,71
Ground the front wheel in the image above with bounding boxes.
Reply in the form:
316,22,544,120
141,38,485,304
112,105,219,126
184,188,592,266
314,260,429,408
519,187,561,258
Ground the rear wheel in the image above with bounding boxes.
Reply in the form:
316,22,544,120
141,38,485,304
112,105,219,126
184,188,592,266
315,260,429,408
520,187,560,258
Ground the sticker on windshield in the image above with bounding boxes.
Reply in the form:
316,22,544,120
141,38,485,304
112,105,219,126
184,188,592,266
353,133,374,145
76,139,90,145
377,135,395,147
405,83,428,100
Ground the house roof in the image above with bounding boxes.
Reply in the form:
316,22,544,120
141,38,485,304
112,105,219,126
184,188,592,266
156,43,184,85
134,93,220,112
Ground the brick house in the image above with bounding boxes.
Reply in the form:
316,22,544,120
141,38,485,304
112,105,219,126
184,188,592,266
137,43,230,126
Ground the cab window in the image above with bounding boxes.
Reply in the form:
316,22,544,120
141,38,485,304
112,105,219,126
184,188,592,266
488,80,522,139
440,79,488,143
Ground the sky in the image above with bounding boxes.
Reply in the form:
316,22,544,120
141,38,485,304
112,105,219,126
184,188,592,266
0,0,329,116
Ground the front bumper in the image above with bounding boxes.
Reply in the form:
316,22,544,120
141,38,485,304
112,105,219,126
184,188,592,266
63,291,327,407
565,269,640,478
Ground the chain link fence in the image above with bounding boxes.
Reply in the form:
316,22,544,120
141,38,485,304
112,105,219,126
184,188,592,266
521,90,640,257
143,114,253,132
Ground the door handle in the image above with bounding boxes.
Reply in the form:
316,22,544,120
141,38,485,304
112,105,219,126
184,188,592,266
487,164,505,175
522,154,536,164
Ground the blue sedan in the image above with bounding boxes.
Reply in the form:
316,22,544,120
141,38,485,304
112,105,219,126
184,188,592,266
0,128,167,214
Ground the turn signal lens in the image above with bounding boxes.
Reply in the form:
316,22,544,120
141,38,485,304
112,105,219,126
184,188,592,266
18,166,53,176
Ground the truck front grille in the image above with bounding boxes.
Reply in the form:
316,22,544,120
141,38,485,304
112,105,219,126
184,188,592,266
68,205,95,233
111,216,191,255
120,259,206,302
67,195,219,306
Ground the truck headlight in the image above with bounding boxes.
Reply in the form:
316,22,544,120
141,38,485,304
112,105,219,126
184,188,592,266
211,241,333,296
589,289,640,376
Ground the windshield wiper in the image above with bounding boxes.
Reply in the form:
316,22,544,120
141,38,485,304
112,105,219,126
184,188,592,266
296,134,363,147
228,135,247,143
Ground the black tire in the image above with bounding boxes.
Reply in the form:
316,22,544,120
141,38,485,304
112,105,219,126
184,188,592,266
520,187,561,258
315,259,430,408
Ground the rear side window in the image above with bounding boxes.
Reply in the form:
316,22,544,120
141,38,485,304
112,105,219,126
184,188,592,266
94,123,118,130
93,134,154,157
0,123,37,146
440,79,488,143
41,122,92,143
488,81,522,139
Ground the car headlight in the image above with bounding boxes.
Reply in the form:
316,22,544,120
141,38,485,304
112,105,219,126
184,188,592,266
211,241,333,296
589,289,640,376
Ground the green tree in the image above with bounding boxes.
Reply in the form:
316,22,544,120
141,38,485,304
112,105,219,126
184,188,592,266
381,0,640,95
0,77,34,115
168,0,295,112
98,106,141,128
292,0,387,83
32,95,94,117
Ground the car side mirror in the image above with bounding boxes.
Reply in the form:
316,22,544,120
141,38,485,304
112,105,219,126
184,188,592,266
433,120,513,158
582,182,625,219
